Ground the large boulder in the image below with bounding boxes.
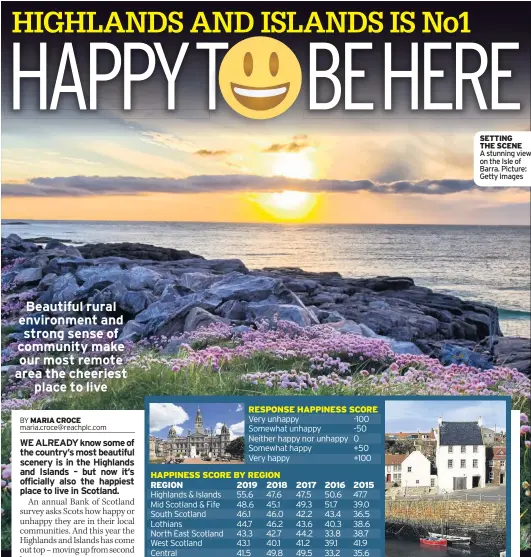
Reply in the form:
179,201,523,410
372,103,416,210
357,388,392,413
44,257,92,276
15,267,42,285
78,242,203,261
179,272,220,292
183,307,229,333
491,336,531,376
202,259,249,274
91,282,129,307
2,234,39,253
389,340,424,355
20,254,49,269
123,266,162,290
206,273,296,304
217,300,247,321
38,273,58,291
246,302,319,327
119,290,154,315
310,292,336,305
88,283,152,316
44,240,83,258
119,320,146,342
41,273,80,303
135,301,181,324
77,266,126,290
136,292,223,337
327,319,363,335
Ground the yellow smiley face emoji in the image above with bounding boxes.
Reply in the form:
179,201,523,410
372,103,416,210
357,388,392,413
219,37,302,120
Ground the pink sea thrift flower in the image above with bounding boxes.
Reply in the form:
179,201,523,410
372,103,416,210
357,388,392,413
1,464,11,480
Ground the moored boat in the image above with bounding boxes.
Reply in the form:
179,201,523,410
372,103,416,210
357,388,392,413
428,532,471,545
421,537,448,547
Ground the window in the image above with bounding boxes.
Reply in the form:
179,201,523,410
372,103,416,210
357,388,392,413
448,446,453,453
448,459,453,469
430,478,436,487
473,446,478,453
473,459,478,468
416,480,419,484
489,471,494,480
461,446,466,453
500,460,506,467
488,460,494,466
407,467,412,472
460,459,466,468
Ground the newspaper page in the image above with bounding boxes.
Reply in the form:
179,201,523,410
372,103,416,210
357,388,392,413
0,4,530,557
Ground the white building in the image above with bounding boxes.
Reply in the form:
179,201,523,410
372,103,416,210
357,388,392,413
435,416,486,492
401,450,435,488
385,451,436,488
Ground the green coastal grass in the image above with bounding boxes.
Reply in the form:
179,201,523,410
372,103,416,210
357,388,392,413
43,350,531,411
45,352,356,410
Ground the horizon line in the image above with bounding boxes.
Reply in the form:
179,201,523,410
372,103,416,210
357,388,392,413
1,218,530,228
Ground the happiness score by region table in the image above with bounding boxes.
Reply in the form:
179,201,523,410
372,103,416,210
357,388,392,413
145,397,384,557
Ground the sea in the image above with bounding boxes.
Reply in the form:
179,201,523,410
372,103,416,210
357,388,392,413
2,221,530,338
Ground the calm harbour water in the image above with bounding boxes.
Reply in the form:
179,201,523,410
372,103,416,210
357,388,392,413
385,538,497,557
2,220,530,338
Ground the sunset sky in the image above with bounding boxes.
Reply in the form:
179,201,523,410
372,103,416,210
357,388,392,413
2,101,530,225
2,15,531,225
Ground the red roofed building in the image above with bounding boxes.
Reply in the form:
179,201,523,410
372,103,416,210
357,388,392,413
386,431,435,441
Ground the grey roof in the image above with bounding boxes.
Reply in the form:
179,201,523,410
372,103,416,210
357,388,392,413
439,422,483,446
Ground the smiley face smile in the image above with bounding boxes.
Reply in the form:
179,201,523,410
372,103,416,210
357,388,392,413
219,37,302,119
230,83,290,111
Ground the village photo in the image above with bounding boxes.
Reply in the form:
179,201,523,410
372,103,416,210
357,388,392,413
149,402,245,464
384,398,508,554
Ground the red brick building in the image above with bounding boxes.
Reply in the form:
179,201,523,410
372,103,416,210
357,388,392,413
486,446,506,485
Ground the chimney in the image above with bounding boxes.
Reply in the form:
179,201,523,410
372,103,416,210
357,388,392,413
478,416,483,427
437,416,443,426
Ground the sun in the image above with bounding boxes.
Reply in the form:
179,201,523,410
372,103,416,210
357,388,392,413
253,190,318,221
272,152,314,179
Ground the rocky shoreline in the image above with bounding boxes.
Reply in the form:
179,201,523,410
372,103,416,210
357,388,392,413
2,233,530,375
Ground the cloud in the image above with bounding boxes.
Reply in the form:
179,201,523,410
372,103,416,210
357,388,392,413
262,135,311,153
195,149,231,157
140,131,197,153
236,403,244,412
215,420,245,440
230,421,245,436
1,174,493,198
149,403,189,433
385,400,506,432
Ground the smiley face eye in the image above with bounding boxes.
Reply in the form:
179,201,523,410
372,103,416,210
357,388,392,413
269,52,279,76
244,52,253,76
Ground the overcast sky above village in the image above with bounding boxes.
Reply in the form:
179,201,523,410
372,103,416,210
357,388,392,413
385,400,507,433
